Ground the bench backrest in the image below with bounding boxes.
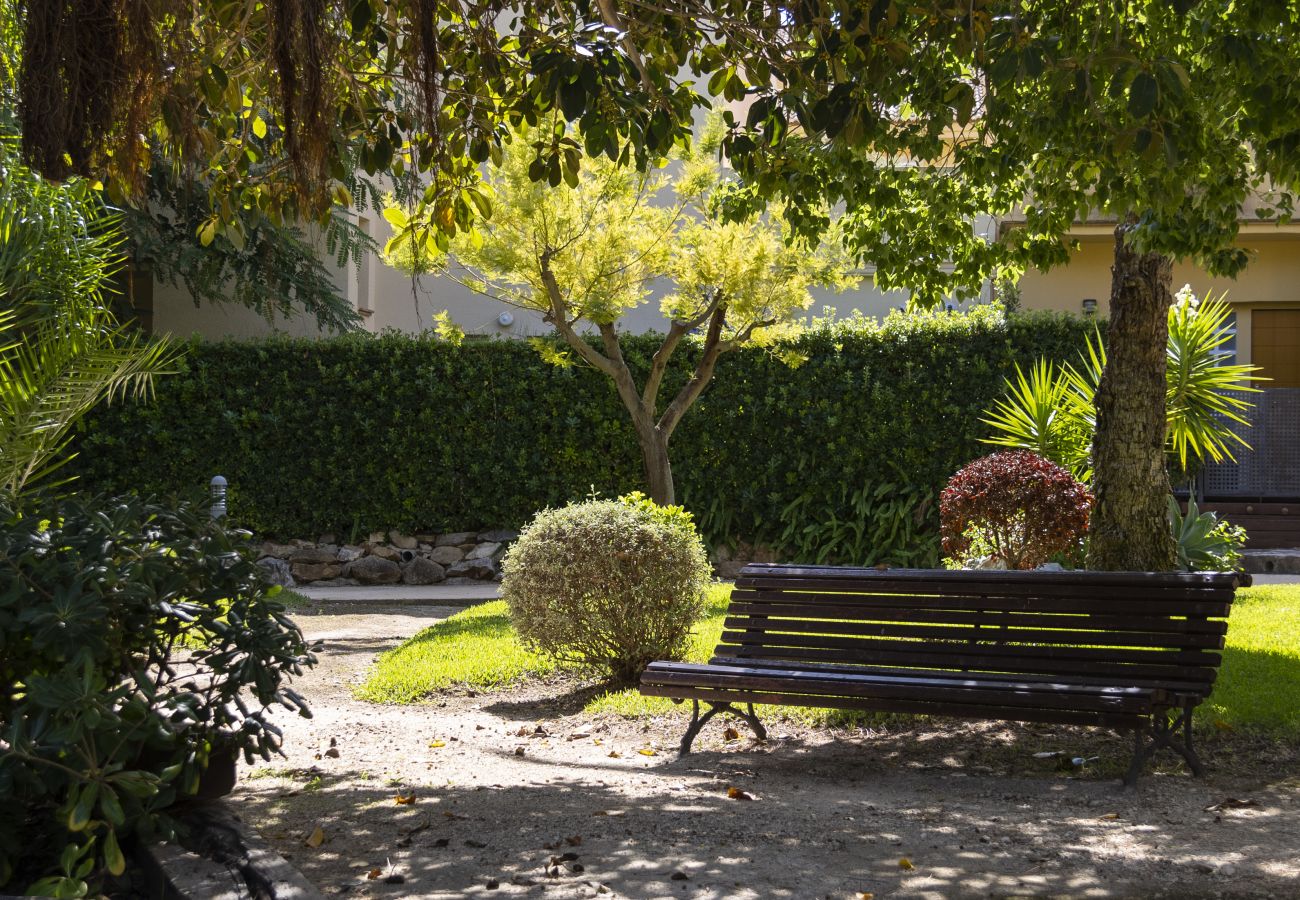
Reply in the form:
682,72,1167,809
720,565,1246,694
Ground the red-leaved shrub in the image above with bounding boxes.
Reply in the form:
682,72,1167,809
940,451,1092,570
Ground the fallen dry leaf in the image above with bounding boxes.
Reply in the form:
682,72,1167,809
429,740,446,748
607,750,622,759
592,809,625,817
637,748,657,757
858,893,875,900
305,827,325,848
723,727,741,741
366,869,383,880
394,793,416,805
565,835,582,846
1205,798,1260,812
443,811,467,820
1214,720,1235,732
899,857,915,871
1099,813,1120,820
726,786,754,801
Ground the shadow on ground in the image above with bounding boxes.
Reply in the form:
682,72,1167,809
234,725,1300,900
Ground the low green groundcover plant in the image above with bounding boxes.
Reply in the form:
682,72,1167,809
362,583,1300,736
0,494,313,896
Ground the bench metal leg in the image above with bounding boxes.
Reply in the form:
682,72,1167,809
1123,705,1203,787
678,700,768,755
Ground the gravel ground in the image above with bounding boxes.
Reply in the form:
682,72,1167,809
229,602,1300,900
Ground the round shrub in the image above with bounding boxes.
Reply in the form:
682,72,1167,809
940,451,1092,570
501,493,712,683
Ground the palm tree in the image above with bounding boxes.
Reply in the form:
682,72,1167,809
0,137,178,501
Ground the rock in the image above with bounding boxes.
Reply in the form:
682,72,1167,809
256,557,296,588
436,531,477,547
260,541,297,559
346,555,402,585
465,541,502,561
312,577,360,587
368,531,387,545
389,531,418,550
289,546,339,565
402,557,446,585
447,557,500,580
414,533,439,544
974,555,1008,570
318,533,337,545
1035,562,1066,572
477,529,519,544
290,538,315,548
427,545,464,566
363,543,401,562
291,561,343,582
337,545,365,562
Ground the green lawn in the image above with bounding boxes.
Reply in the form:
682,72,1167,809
358,582,1300,736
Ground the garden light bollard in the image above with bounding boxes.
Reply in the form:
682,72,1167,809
210,475,227,520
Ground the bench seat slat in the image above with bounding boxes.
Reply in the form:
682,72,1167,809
719,629,1224,660
721,617,1225,649
644,661,1158,708
703,656,1215,695
713,643,1219,683
638,684,1148,729
730,588,1232,618
727,600,1229,634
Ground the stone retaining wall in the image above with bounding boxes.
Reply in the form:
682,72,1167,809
255,529,518,588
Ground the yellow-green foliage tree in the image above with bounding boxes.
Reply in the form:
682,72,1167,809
389,120,856,505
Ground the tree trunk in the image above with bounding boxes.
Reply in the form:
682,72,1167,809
1086,222,1178,572
638,427,675,506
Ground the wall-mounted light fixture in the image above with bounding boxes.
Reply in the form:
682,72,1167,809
1081,298,1098,316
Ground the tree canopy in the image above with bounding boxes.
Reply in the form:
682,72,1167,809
401,118,855,504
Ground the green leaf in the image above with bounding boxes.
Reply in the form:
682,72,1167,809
1128,71,1158,118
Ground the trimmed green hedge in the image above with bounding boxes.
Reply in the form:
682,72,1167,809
74,308,1097,565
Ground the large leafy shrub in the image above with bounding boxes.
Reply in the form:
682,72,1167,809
73,307,1095,566
0,494,313,896
501,493,712,683
940,451,1093,570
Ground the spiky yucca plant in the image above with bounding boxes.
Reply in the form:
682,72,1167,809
983,288,1261,483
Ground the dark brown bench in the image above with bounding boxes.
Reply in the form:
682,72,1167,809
640,564,1248,784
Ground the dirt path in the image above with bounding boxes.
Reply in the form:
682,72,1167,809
230,602,1300,899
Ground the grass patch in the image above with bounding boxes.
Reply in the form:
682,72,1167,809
278,588,312,609
359,581,1300,736
357,599,558,703
1200,583,1300,736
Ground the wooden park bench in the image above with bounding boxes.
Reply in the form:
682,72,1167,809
640,564,1248,785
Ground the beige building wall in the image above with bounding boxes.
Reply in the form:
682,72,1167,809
147,214,966,341
1016,224,1300,366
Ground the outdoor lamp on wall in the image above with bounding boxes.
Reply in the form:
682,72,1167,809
1081,298,1098,316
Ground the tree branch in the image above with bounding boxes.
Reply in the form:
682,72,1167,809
657,301,728,439
596,0,655,95
540,254,619,379
642,288,726,410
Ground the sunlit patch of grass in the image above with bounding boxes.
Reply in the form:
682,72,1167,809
357,600,558,703
1200,584,1300,736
